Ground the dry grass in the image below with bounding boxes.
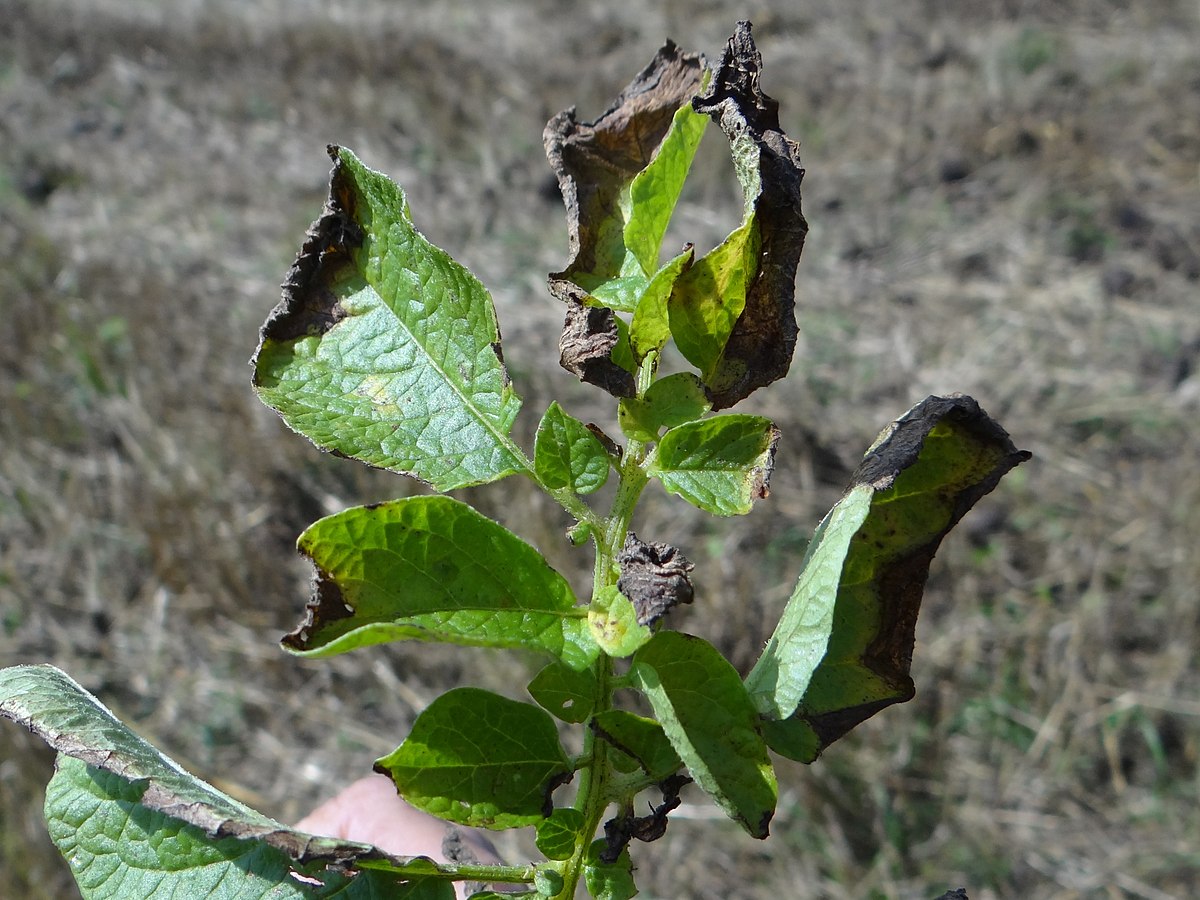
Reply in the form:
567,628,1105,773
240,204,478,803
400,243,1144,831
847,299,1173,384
2,0,1198,897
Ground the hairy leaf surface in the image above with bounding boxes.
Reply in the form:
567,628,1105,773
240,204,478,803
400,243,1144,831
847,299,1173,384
649,414,780,516
0,665,456,898
629,632,776,838
754,395,1031,762
254,146,523,489
282,496,597,670
375,688,570,830
534,401,610,495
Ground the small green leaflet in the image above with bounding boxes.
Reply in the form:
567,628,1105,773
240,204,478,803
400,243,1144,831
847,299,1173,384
534,401,610,494
649,414,780,516
0,665,453,899
583,840,638,900
282,496,597,671
253,146,523,490
629,632,776,838
752,395,1031,762
528,659,598,724
587,585,652,658
535,808,585,861
375,688,570,829
617,371,711,443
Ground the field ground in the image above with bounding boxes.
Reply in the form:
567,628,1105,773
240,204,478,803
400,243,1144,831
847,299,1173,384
2,1,1198,897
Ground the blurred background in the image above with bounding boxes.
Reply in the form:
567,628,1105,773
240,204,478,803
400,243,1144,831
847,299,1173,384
2,1,1197,897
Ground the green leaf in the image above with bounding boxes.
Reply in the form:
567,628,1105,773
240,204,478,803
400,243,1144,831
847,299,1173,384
744,484,873,721
623,95,710,277
667,218,759,379
630,244,695,362
375,688,570,830
629,632,776,838
534,401,610,495
535,808,585,861
0,665,457,898
583,840,638,900
592,710,682,780
756,395,1031,762
587,586,652,658
669,23,809,410
618,372,711,443
253,146,523,490
281,496,598,670
546,44,707,305
527,660,598,724
649,414,780,516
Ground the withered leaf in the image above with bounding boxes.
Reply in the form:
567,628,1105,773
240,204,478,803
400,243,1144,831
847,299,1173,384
545,41,706,303
559,295,637,398
617,533,695,626
686,21,808,409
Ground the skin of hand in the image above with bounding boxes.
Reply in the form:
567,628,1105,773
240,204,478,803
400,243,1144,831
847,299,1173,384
296,773,505,897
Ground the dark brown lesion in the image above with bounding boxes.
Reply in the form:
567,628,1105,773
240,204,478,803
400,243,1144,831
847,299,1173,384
280,568,354,652
255,145,362,352
558,294,636,398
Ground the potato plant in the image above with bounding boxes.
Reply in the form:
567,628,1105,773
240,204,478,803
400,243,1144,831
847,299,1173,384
0,23,1028,900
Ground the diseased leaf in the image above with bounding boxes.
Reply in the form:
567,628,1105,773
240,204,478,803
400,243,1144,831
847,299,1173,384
558,295,636,398
756,395,1031,762
534,401,610,495
671,21,808,409
282,497,597,671
587,586,652,658
616,532,695,626
629,632,776,838
253,146,523,490
592,710,681,781
617,371,711,443
0,665,458,897
649,414,780,516
744,484,873,720
535,808,585,861
375,688,570,830
528,660,598,724
545,41,706,303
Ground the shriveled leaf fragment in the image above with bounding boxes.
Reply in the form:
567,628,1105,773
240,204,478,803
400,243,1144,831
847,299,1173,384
282,496,597,671
617,532,695,626
629,632,776,838
558,296,636,398
670,21,808,409
599,773,689,863
545,41,706,304
253,146,523,490
592,710,681,780
0,665,457,897
528,660,598,724
649,414,780,516
534,401,610,494
375,688,570,830
757,395,1031,762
